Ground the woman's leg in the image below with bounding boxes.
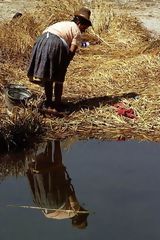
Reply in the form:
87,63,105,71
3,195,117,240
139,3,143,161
44,80,64,111
44,81,53,107
54,82,64,111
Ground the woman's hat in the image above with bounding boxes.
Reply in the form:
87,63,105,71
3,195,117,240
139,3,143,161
74,7,92,26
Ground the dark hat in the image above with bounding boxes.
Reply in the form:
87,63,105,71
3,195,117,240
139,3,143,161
74,7,92,26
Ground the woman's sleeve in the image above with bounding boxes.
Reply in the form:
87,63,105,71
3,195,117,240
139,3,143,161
71,26,81,46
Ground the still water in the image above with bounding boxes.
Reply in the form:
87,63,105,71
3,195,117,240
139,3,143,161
0,139,160,240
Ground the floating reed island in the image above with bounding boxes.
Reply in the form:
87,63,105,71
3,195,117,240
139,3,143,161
0,0,160,152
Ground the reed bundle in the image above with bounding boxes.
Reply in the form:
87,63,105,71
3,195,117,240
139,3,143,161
0,0,160,151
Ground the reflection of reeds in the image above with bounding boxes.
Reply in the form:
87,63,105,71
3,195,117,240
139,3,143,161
0,141,47,181
0,0,160,143
0,153,25,183
7,204,90,214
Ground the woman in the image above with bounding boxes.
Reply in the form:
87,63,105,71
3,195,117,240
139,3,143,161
26,140,89,229
27,7,92,112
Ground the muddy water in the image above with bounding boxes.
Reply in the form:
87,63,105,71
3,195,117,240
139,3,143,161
130,2,160,37
0,0,40,21
0,139,160,240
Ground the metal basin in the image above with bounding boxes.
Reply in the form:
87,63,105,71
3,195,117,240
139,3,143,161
4,84,32,111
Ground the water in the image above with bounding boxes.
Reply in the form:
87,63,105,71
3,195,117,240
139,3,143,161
0,139,160,240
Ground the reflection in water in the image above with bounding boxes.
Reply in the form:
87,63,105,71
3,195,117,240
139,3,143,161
1,140,160,239
25,140,89,229
0,152,25,183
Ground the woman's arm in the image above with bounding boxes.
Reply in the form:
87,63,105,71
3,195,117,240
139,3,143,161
68,44,78,61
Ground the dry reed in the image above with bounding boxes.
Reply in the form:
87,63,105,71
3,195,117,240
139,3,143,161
0,0,160,150
0,107,46,152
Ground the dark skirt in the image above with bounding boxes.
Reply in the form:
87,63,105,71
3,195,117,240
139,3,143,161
27,32,69,82
27,166,72,210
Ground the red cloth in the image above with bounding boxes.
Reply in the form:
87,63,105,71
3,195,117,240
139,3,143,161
113,102,136,119
116,107,135,119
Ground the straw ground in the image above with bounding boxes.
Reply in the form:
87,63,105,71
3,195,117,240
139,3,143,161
0,0,160,152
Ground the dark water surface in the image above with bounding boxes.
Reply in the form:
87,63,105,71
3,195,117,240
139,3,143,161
0,139,160,240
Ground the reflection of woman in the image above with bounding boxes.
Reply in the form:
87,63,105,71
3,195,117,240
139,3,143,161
26,140,89,229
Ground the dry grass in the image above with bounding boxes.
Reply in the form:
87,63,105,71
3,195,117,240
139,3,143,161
0,107,46,152
0,0,160,152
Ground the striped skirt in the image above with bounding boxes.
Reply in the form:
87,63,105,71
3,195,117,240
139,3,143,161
27,32,69,83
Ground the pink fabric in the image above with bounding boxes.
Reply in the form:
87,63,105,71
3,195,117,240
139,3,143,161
117,108,135,119
113,102,136,119
43,21,81,47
